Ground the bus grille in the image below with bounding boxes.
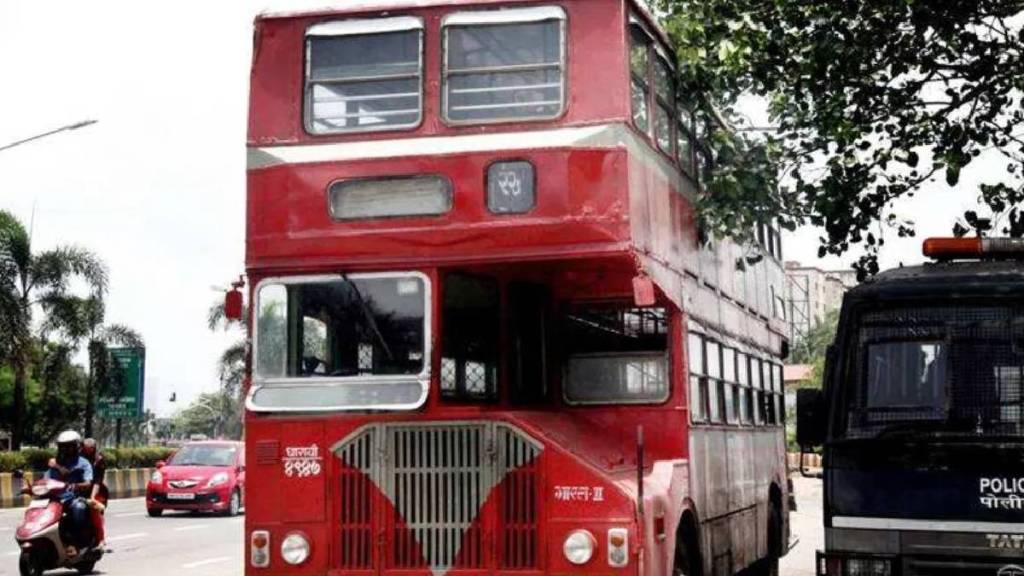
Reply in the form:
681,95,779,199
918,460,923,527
334,422,543,574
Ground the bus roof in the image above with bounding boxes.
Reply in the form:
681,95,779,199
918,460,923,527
256,0,671,45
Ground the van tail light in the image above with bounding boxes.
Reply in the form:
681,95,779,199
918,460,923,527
923,237,1024,260
251,530,270,568
608,528,629,568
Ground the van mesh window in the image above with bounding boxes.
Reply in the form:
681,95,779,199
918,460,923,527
445,17,564,123
307,30,422,133
843,306,1024,438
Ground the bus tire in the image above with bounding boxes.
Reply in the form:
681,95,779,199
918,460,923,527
672,514,703,576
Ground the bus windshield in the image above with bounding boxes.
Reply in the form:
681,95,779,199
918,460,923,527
841,306,1024,439
255,274,427,380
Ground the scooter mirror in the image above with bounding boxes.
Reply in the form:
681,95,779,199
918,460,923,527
155,460,166,469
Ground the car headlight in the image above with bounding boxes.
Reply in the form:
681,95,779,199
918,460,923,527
151,471,163,484
281,532,310,566
563,529,596,565
207,472,229,488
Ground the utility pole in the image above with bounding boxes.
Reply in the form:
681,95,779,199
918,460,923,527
0,119,98,153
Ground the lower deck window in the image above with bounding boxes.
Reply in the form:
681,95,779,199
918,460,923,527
441,274,500,401
563,306,669,404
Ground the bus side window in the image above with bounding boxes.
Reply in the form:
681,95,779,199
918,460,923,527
687,333,706,423
508,283,550,405
441,274,500,401
706,340,723,423
737,352,751,424
629,24,651,134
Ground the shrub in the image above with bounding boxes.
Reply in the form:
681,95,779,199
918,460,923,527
0,446,177,473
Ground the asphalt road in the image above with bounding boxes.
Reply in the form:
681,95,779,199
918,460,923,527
780,475,824,576
0,498,243,576
0,479,822,576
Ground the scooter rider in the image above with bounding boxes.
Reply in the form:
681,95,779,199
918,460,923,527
81,438,108,546
46,431,94,555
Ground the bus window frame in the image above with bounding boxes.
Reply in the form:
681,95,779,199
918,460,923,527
248,271,433,412
303,17,426,136
441,6,569,126
560,303,674,407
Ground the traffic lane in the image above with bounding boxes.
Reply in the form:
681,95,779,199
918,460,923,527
781,474,823,576
0,497,242,576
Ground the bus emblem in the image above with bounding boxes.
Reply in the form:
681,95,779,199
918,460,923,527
997,565,1024,576
497,170,523,197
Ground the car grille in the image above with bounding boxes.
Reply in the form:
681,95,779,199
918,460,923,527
335,421,543,574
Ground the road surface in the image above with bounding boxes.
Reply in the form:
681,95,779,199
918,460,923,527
781,475,823,576
0,479,823,576
0,498,242,576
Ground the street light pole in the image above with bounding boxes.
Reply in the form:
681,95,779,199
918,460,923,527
0,119,98,153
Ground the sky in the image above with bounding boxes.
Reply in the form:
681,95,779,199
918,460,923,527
0,1,1007,416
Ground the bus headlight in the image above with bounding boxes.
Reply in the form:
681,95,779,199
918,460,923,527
281,532,311,566
563,529,596,565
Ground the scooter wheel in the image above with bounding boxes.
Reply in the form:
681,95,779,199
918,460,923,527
18,551,44,576
76,561,97,575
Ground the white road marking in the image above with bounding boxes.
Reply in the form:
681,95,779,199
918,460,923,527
107,532,148,543
4,551,19,557
114,512,145,518
182,556,232,569
173,524,209,532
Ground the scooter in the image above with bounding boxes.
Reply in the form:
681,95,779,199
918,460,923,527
14,477,104,576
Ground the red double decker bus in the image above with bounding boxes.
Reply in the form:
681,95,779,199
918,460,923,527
241,1,791,575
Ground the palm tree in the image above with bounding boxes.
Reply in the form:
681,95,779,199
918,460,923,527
44,295,144,437
0,210,107,449
208,299,247,399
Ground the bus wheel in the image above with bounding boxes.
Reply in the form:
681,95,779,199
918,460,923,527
672,516,703,576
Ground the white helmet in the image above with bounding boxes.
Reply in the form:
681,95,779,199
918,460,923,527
56,430,82,445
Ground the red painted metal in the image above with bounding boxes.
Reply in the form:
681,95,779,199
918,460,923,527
243,1,789,575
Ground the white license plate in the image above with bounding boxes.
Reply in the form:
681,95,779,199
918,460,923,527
167,493,196,501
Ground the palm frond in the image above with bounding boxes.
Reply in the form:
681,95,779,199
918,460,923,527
100,324,144,348
29,246,109,298
0,210,31,282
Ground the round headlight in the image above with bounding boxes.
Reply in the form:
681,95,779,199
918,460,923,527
281,533,310,566
563,529,596,565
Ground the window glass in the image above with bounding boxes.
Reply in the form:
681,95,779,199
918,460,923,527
706,341,721,379
442,275,500,401
677,127,694,176
722,348,736,383
170,444,238,467
563,306,670,404
709,378,723,423
445,15,564,123
725,383,738,424
329,175,452,220
687,333,704,375
762,360,772,391
630,25,650,132
255,276,426,380
737,352,748,386
307,29,422,133
744,387,755,425
690,375,705,422
654,58,674,154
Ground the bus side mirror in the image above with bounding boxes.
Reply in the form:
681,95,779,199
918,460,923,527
796,388,826,478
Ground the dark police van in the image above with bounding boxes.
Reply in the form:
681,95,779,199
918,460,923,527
798,238,1024,576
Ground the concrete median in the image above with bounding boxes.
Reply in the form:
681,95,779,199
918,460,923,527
0,468,153,509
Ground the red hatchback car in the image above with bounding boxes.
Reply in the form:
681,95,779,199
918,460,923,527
146,441,245,517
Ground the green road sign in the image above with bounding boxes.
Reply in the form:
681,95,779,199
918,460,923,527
97,347,146,420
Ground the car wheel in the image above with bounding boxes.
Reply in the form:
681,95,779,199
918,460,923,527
226,489,241,517
147,507,163,517
19,551,44,576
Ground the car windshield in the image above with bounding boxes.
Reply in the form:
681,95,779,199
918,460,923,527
170,445,237,467
840,306,1024,439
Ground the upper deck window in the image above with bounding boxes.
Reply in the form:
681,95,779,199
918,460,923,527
629,24,651,133
443,7,566,124
305,17,423,134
